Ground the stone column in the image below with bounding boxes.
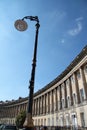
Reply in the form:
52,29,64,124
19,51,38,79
52,90,54,112
39,97,41,114
57,86,60,110
59,85,62,109
46,93,48,113
38,98,40,115
74,73,80,104
64,82,67,108
36,99,38,115
42,96,44,114
48,92,50,113
55,87,58,111
69,78,73,106
40,96,42,114
32,100,35,116
57,85,61,110
43,94,46,114
53,89,55,112
34,99,36,115
50,90,53,112
80,67,87,100
37,98,39,115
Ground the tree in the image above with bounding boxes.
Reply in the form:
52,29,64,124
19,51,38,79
15,110,26,128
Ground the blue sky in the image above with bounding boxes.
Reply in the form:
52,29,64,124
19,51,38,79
0,0,87,101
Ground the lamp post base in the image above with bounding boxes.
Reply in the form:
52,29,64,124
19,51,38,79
23,113,34,129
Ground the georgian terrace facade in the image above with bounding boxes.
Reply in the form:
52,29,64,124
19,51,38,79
0,45,87,127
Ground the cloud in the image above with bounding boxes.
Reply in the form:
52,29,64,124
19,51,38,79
68,22,82,36
44,10,66,29
48,10,66,21
76,17,83,22
67,17,83,36
60,39,65,44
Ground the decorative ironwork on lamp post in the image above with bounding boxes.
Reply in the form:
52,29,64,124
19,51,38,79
14,16,40,129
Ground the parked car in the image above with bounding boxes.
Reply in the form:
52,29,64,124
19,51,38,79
0,124,4,130
40,126,48,130
2,125,17,130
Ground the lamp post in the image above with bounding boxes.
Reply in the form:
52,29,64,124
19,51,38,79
14,16,40,130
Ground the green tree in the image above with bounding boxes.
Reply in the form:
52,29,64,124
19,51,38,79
15,110,26,128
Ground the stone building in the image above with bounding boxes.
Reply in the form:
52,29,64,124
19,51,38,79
0,45,87,127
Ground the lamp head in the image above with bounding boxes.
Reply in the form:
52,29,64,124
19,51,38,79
14,19,28,31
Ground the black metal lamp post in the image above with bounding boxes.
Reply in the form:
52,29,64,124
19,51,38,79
14,16,40,130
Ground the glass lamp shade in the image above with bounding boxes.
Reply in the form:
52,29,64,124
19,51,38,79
14,19,28,31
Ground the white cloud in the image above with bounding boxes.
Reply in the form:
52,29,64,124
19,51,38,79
48,10,66,21
44,10,66,30
76,17,83,22
60,39,65,44
68,21,82,36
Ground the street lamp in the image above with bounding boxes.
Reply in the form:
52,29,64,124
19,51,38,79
14,16,40,129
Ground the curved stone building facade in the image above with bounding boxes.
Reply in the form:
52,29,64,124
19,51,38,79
0,45,87,127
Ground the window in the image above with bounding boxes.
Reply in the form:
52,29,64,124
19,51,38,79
58,101,60,110
67,96,70,107
52,117,54,126
84,65,87,73
71,75,74,83
77,71,81,79
80,112,85,127
56,116,58,126
72,114,77,127
38,119,40,125
41,119,43,125
73,93,77,104
48,118,50,126
80,88,84,102
62,99,65,108
66,79,69,86
60,117,64,126
44,118,46,126
35,119,37,126
66,115,69,126
54,102,56,111
50,104,52,112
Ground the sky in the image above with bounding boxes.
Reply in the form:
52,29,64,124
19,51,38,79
0,0,87,101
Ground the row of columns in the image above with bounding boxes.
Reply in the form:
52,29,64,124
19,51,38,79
0,103,27,118
33,66,87,116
